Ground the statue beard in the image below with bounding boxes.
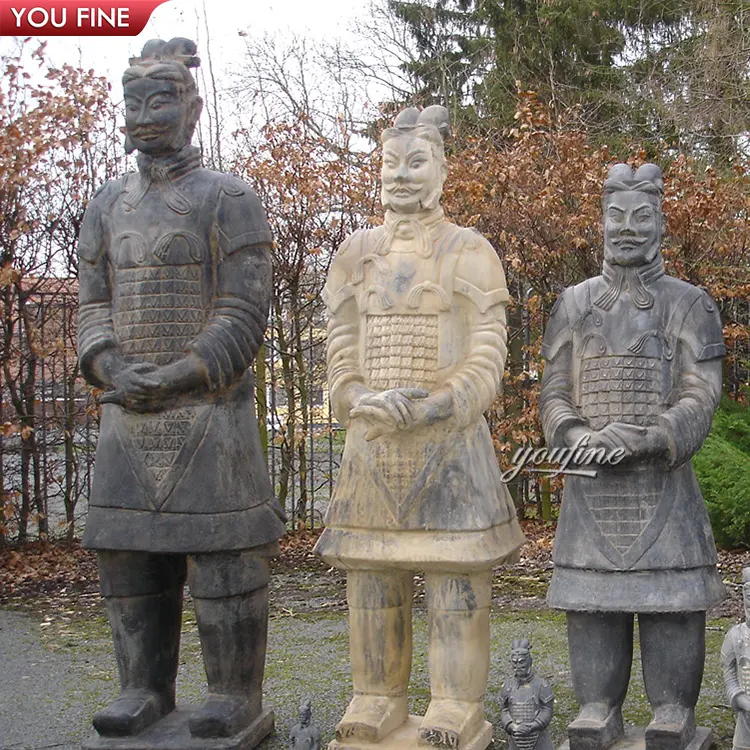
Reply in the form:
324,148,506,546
381,182,444,214
603,240,661,267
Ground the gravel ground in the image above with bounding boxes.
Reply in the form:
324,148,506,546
0,595,739,750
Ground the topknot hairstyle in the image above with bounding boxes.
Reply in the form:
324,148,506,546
511,638,532,654
381,105,451,152
123,37,200,91
602,163,664,209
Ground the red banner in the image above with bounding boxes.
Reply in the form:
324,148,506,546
0,0,171,35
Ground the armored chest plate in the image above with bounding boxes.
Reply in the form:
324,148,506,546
365,313,439,392
579,355,662,430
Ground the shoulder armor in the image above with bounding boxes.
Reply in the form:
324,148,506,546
216,176,273,254
452,231,509,311
677,287,726,361
77,180,120,263
541,287,573,361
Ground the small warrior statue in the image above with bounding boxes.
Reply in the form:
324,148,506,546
540,163,725,750
77,38,285,744
722,568,750,750
499,639,554,750
289,699,322,750
315,105,524,750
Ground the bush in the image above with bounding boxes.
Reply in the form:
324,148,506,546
695,397,750,549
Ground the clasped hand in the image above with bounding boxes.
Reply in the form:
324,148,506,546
566,421,668,461
349,387,438,441
100,354,205,410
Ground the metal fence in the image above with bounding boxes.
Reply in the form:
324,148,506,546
1,289,748,544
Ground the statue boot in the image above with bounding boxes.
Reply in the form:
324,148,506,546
418,572,491,749
93,588,182,736
642,613,704,750
188,586,270,738
336,569,411,742
566,612,631,750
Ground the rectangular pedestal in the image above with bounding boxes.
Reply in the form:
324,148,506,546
329,716,492,750
558,725,712,750
81,707,274,750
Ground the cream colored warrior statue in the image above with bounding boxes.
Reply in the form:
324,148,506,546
314,106,525,750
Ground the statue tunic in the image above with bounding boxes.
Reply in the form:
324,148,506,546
499,674,554,750
540,257,725,611
314,211,524,571
77,148,286,553
723,622,750,750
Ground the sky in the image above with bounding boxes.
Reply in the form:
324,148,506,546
3,0,376,91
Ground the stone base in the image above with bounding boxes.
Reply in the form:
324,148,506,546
81,707,274,750
329,716,492,750
559,726,712,750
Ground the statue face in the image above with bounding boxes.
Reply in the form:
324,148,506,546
511,651,532,680
381,134,444,214
603,190,662,267
124,77,199,156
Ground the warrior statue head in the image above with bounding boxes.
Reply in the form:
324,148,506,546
299,698,312,726
602,163,665,268
380,105,450,214
510,638,533,682
122,37,203,156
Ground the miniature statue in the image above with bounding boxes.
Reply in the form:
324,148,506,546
314,105,525,750
77,38,285,745
722,568,750,750
539,163,725,750
500,639,554,750
289,699,322,750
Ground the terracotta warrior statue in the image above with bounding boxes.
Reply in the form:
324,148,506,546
289,699,322,750
314,105,525,750
499,639,554,750
77,38,285,745
722,568,750,750
540,163,725,750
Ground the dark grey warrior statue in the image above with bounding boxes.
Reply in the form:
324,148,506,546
540,163,725,750
77,37,285,745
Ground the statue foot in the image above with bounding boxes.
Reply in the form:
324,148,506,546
335,695,408,742
645,705,695,750
568,703,623,750
93,688,172,737
188,694,254,738
417,700,483,749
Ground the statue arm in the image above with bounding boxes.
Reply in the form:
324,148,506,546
77,187,124,389
656,293,724,468
722,630,745,709
186,242,271,392
531,679,554,730
539,292,586,448
323,233,373,426
183,181,273,393
499,684,515,732
434,236,509,429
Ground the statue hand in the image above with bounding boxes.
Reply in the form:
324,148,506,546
407,390,453,429
734,694,750,713
101,361,161,408
515,723,534,736
350,388,429,440
593,422,647,456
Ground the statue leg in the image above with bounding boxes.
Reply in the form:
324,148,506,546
566,610,632,750
640,611,704,750
336,568,412,742
418,570,491,749
188,550,273,739
92,551,185,737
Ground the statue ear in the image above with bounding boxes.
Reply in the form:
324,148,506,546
188,95,203,131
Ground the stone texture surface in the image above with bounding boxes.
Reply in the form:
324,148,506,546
314,105,524,750
539,163,726,750
76,37,283,748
